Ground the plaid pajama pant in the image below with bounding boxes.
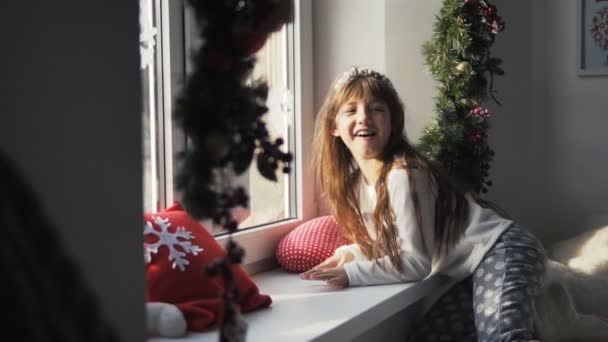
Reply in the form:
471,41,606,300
408,225,546,342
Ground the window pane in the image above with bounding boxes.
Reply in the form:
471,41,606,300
236,28,293,230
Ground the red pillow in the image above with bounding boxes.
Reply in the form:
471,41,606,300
144,202,271,332
276,216,350,272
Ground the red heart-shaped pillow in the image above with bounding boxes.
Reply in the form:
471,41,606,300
276,216,350,272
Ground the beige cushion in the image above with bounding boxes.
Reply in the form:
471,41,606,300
534,225,608,341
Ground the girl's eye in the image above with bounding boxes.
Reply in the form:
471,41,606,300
371,107,385,112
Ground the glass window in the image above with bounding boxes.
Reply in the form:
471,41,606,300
225,27,297,233
140,0,297,235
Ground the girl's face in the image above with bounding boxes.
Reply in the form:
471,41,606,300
332,96,392,162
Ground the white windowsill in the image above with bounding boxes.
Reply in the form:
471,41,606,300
148,269,446,342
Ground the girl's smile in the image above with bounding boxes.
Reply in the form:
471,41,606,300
332,97,391,162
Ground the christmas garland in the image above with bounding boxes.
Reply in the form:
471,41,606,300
416,0,505,194
174,0,293,339
176,0,292,227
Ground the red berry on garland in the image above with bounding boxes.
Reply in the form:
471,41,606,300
255,0,294,34
233,32,269,56
469,106,490,120
470,127,488,143
204,49,233,71
487,5,497,16
490,18,505,34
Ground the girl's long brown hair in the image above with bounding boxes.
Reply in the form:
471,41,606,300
313,69,505,272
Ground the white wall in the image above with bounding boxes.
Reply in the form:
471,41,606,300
313,0,386,114
489,0,608,245
480,0,550,242
385,0,442,142
0,2,144,341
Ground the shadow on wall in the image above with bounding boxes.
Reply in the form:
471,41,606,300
0,151,121,342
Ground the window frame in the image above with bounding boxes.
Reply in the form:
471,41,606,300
150,0,316,270
141,0,188,212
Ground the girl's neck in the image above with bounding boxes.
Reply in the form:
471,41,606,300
355,157,385,186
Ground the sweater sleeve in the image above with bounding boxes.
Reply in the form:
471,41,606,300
344,168,436,286
334,243,365,261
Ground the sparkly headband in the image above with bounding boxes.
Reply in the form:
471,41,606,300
332,66,391,90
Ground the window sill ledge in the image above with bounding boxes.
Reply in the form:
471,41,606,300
148,268,446,342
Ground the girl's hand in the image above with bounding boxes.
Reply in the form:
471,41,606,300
300,266,349,288
302,252,355,275
299,252,353,287
299,252,354,279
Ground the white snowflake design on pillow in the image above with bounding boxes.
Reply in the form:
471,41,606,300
144,216,204,271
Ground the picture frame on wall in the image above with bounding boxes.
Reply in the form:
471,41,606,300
578,0,608,76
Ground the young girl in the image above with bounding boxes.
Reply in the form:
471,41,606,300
300,66,546,341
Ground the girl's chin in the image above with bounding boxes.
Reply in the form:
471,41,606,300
353,151,383,161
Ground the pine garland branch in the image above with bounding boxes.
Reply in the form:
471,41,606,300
417,0,505,194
